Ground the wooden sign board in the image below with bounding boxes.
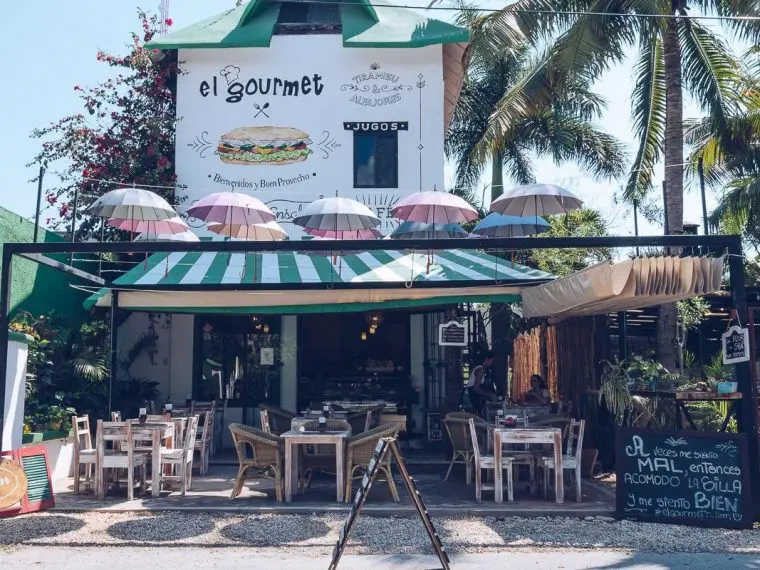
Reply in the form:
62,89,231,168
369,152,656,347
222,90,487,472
616,428,752,529
0,445,55,517
0,459,27,510
722,326,750,364
329,437,450,570
438,320,466,347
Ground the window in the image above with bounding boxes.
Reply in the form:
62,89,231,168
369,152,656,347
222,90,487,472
353,131,399,189
277,2,341,25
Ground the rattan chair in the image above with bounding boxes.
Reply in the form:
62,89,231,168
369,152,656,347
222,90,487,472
365,404,385,431
229,423,285,502
443,415,488,484
344,424,400,502
258,404,296,435
347,410,370,435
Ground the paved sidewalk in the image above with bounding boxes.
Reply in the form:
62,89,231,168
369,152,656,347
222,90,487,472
4,547,760,569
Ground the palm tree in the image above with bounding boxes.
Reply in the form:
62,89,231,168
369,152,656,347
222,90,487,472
446,10,626,205
466,0,752,369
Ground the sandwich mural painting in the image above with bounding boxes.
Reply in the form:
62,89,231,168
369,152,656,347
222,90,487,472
217,127,313,166
175,35,445,238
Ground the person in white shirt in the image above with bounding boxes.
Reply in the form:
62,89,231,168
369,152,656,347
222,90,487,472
466,350,496,416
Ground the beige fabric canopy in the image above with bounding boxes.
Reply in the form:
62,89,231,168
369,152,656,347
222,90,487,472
521,256,725,319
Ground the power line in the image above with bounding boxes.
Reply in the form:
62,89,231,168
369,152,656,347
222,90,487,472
264,0,760,22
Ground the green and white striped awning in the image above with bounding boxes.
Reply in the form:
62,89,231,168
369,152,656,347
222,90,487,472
86,248,551,314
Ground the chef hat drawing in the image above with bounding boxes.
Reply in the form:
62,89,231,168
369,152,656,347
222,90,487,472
220,65,241,85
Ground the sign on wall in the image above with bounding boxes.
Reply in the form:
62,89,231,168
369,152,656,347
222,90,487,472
176,36,445,238
722,326,750,364
615,428,752,529
438,321,466,347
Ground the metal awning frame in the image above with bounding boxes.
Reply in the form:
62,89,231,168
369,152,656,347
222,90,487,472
0,232,757,517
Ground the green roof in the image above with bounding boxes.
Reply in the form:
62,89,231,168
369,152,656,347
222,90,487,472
84,248,550,313
145,0,468,50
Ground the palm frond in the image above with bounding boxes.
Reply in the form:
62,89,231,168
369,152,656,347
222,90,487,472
71,357,108,382
678,17,743,133
624,33,666,203
709,177,760,228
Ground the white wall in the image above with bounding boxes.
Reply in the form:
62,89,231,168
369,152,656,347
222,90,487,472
176,35,445,237
3,339,28,450
169,314,194,402
280,315,298,413
117,313,172,404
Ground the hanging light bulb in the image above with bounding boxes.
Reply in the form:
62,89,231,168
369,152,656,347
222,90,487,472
263,324,270,334
360,331,368,341
369,326,376,335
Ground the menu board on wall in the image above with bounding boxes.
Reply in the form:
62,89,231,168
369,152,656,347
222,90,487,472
616,428,752,529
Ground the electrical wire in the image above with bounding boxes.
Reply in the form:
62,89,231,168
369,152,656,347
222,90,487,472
264,0,760,22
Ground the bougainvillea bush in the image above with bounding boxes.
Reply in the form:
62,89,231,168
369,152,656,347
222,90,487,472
29,10,179,241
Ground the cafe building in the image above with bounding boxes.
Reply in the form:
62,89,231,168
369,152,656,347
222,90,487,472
89,0,553,443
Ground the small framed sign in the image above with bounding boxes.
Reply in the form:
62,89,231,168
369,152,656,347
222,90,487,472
438,320,466,347
260,347,275,366
722,326,750,364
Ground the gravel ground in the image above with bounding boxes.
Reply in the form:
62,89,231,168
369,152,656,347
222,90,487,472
1,512,760,555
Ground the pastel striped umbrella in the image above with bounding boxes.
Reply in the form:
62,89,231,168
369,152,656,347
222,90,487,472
472,213,550,237
186,192,275,225
390,189,478,224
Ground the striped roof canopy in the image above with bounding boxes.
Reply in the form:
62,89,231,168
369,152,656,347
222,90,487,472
86,248,552,314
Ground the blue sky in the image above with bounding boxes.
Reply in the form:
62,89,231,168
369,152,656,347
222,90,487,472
0,0,714,236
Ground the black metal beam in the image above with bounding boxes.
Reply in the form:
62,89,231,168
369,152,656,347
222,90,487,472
2,233,742,256
0,245,14,453
19,253,106,286
727,242,760,516
109,290,118,415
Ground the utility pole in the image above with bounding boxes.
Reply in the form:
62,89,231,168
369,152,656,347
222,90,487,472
33,166,45,243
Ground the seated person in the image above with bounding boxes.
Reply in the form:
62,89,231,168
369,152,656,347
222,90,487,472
521,374,550,406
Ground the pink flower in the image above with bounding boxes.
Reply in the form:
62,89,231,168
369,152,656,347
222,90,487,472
165,18,173,26
74,85,82,91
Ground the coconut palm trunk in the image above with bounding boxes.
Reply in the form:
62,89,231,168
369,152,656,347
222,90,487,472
491,148,505,202
657,15,685,371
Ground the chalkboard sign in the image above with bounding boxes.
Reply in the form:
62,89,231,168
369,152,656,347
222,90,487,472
616,428,752,529
329,437,450,570
438,321,466,347
722,326,750,364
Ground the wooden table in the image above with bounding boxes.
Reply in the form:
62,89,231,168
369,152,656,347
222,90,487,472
281,430,349,502
493,427,564,504
130,421,174,498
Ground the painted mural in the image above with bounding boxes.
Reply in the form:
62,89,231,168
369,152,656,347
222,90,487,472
175,35,445,237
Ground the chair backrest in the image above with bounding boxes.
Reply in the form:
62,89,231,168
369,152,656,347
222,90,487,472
260,409,272,434
72,415,92,451
467,418,482,464
197,408,214,442
362,410,373,433
146,414,170,422
303,418,351,432
96,420,138,463
443,418,473,453
183,415,199,453
368,404,385,430
564,419,585,459
259,404,295,435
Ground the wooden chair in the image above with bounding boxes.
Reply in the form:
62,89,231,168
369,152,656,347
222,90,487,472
443,416,488,484
365,404,385,431
501,415,536,493
347,410,369,435
260,409,272,434
258,404,295,436
192,400,225,455
469,418,514,502
344,424,401,502
229,423,284,502
537,419,585,502
95,420,148,501
194,406,214,475
160,415,199,495
299,418,352,490
72,415,96,494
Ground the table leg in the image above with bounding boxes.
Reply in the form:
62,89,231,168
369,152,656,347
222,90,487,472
553,431,564,504
284,440,293,502
493,430,503,504
335,438,345,502
152,430,161,497
679,402,698,430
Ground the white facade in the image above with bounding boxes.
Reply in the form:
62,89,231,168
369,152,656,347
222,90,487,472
117,34,450,436
175,35,445,237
